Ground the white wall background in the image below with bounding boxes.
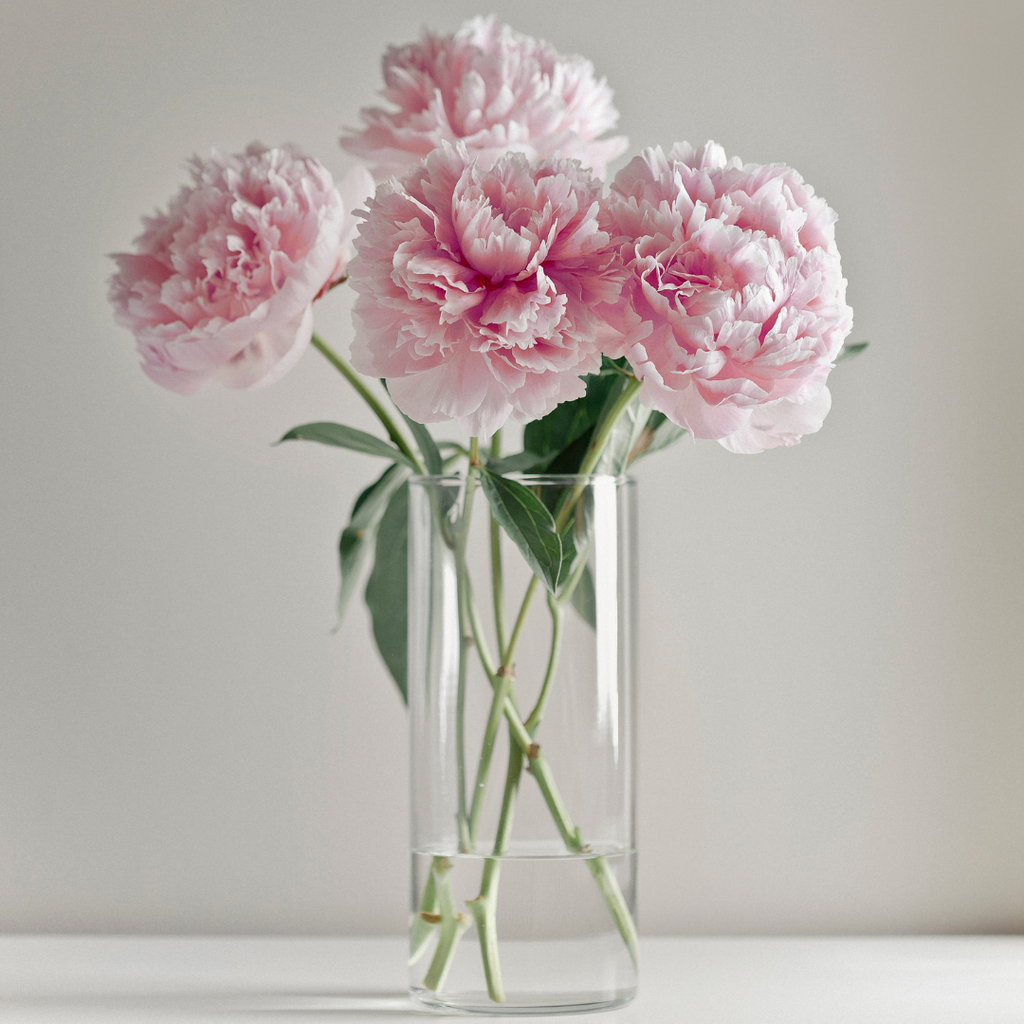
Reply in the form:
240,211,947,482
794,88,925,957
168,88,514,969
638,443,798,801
1,0,1021,936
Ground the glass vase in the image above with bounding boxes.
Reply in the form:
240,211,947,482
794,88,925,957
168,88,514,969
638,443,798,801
407,473,638,1015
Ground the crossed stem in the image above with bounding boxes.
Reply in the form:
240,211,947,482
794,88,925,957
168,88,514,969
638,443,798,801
418,473,639,1000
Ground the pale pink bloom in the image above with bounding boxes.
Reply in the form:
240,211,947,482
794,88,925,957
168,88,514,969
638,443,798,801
341,15,627,181
109,144,374,394
348,144,624,436
600,142,853,453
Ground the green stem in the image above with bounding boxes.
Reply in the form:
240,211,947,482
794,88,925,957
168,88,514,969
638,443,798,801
464,574,639,997
499,691,534,755
524,595,564,734
455,645,471,853
452,671,636,966
462,576,522,848
489,431,509,661
549,375,644,535
416,452,486,992
469,382,643,974
421,858,471,992
467,666,513,846
409,857,440,966
504,576,541,667
494,725,524,855
578,376,642,478
460,385,647,998
527,752,639,965
466,578,498,679
310,333,424,473
453,438,481,854
587,856,640,967
466,727,524,1003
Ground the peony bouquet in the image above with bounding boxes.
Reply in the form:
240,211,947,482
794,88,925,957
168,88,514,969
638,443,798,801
109,15,861,1011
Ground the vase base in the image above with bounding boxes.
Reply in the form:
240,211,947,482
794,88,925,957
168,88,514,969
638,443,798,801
409,851,638,1014
410,986,637,1016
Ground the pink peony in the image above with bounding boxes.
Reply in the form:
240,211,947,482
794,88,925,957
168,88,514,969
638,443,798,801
600,142,853,453
348,143,624,437
340,16,627,181
109,144,374,394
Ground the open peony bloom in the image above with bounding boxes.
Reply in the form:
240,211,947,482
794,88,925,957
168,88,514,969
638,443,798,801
348,143,624,437
600,142,853,453
109,144,374,394
340,15,627,181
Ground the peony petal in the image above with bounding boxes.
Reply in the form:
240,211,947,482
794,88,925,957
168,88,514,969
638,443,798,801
718,385,832,454
601,142,852,449
349,145,623,433
341,18,627,182
110,144,347,394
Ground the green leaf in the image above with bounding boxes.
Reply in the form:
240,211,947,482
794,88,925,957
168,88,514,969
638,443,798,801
479,470,564,594
544,430,597,476
570,563,597,630
836,340,869,363
485,450,552,475
364,482,410,702
523,367,624,463
278,422,417,470
338,463,408,624
524,402,595,463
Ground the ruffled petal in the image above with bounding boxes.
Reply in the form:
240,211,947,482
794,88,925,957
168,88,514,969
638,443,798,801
600,143,852,450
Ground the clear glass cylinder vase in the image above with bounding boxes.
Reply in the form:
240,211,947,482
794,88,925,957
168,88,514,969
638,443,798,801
407,473,638,1015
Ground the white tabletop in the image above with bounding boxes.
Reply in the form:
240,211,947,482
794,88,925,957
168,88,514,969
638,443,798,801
1,936,1021,1023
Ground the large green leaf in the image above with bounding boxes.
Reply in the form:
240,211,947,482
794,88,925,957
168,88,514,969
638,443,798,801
479,470,564,594
485,450,553,475
545,429,598,476
523,398,597,463
338,463,408,624
364,482,410,702
278,422,417,470
523,362,626,465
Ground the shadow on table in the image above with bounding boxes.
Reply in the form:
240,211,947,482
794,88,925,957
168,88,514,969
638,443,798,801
1,989,445,1019
235,987,436,1016
2,989,634,1020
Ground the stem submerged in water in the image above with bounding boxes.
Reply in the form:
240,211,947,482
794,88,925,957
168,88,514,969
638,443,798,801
409,860,440,966
421,858,471,992
466,723,524,1003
